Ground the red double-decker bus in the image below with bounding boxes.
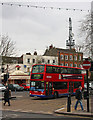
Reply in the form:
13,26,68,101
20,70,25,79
30,64,84,98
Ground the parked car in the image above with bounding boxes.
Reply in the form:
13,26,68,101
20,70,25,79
84,83,93,90
89,82,93,90
0,83,6,92
20,83,30,91
8,84,24,91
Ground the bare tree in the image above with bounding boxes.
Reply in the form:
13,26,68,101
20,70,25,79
76,12,93,59
0,35,16,57
75,44,84,53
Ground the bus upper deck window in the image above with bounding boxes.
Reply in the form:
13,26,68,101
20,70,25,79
32,65,45,73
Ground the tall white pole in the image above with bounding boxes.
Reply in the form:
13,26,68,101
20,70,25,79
91,2,93,60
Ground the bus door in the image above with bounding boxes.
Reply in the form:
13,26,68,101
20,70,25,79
49,82,52,95
69,82,73,94
46,82,48,96
45,82,52,96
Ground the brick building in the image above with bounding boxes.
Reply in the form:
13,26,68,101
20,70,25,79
43,45,83,68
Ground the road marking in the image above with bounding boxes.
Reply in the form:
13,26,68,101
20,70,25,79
55,107,65,112
11,109,22,111
3,109,53,115
27,110,32,112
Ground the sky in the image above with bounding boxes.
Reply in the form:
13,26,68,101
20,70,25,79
0,0,92,56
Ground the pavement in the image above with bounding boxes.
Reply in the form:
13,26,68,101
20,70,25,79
55,95,93,118
1,91,93,118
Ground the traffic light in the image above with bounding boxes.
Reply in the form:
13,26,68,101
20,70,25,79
90,61,93,71
1,67,4,73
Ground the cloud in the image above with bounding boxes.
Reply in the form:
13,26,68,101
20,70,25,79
1,2,91,56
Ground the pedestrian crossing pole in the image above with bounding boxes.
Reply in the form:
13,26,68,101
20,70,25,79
83,58,91,112
86,69,89,112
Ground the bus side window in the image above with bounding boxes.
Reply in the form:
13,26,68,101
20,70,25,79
67,68,70,74
52,67,60,73
70,68,73,74
67,68,72,74
39,66,44,73
74,69,77,74
60,68,64,73
63,68,68,74
46,66,52,73
74,82,81,89
52,67,55,73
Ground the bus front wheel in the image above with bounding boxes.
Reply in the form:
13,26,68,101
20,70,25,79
53,92,58,98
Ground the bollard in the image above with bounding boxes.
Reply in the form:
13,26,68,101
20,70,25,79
67,93,71,112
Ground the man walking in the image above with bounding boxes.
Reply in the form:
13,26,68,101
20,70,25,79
75,86,83,110
4,86,10,106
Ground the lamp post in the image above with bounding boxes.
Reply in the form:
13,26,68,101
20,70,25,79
58,51,60,65
0,40,2,83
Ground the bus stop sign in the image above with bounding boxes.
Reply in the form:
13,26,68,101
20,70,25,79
83,60,91,70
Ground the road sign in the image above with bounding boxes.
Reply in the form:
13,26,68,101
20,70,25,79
83,60,91,70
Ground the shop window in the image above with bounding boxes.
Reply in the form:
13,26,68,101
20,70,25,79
27,67,30,72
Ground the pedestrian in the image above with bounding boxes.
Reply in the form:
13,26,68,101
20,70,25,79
75,86,84,111
3,86,10,106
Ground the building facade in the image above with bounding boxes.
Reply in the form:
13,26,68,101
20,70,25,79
23,52,58,73
1,53,58,84
44,45,83,68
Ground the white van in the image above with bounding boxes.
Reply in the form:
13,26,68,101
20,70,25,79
0,84,6,91
89,82,93,90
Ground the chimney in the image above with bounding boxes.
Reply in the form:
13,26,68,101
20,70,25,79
34,51,37,55
49,44,53,49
